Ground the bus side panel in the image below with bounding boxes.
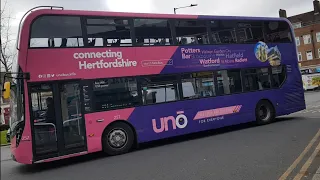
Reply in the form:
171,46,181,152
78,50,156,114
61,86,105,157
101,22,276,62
84,108,135,153
279,64,306,116
84,88,284,154
11,84,33,164
129,90,283,143
10,136,33,164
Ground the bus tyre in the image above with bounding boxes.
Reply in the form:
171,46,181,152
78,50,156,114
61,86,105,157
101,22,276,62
102,122,135,156
255,100,275,125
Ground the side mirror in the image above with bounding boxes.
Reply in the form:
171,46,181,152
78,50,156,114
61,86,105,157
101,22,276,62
2,82,11,99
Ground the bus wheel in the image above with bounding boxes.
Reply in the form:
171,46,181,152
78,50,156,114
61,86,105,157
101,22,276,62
102,122,135,156
255,100,275,125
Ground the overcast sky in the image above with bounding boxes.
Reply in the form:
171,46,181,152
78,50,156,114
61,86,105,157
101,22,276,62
2,0,314,29
0,0,314,60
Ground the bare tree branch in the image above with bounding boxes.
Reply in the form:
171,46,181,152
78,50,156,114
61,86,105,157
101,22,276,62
0,1,8,20
1,0,16,73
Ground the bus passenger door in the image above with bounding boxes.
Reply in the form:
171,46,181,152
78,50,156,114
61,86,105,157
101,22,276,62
30,81,86,161
58,82,86,154
30,84,58,158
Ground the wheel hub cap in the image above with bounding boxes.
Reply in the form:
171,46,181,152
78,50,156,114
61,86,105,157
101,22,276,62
108,129,127,148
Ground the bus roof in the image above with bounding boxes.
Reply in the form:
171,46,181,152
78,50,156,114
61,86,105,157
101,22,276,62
25,8,287,23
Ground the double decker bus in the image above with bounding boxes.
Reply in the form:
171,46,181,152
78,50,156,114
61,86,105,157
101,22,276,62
2,6,305,164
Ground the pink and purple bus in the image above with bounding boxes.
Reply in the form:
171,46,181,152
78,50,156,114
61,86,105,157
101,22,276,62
3,6,305,164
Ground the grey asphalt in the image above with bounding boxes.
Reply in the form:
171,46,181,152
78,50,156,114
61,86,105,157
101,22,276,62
1,91,320,180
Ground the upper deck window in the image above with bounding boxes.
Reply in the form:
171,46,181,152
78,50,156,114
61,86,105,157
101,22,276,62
175,20,209,45
28,15,294,48
236,21,264,43
210,20,237,44
30,16,84,48
86,17,132,47
134,19,173,46
209,20,264,44
264,21,292,43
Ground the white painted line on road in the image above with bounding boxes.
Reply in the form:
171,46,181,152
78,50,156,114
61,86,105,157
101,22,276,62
278,129,320,180
294,141,320,180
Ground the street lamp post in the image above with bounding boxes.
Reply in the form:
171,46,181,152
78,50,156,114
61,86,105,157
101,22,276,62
174,4,198,14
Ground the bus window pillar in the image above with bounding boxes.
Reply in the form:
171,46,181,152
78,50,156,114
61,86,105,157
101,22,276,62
221,71,230,94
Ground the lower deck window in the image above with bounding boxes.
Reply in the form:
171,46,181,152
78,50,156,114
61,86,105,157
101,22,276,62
216,70,242,95
90,65,287,112
272,66,286,87
244,67,272,91
93,77,139,111
181,72,216,99
141,75,180,105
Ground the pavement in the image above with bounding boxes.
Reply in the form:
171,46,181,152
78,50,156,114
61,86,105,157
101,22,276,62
1,144,11,161
313,167,320,180
1,91,320,180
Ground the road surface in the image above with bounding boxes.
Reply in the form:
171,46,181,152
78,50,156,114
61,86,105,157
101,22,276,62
1,91,320,180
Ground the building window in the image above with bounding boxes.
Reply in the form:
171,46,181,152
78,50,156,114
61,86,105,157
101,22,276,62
303,34,311,44
86,18,132,47
141,75,180,105
306,51,313,60
292,22,302,29
134,19,173,46
175,20,210,45
93,77,139,111
30,16,84,48
316,32,320,42
298,52,302,61
181,72,216,99
295,37,300,46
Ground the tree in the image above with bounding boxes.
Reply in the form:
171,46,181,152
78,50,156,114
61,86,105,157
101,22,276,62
1,0,16,73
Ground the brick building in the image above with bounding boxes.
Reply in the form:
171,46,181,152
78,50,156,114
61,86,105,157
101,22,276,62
279,0,320,73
